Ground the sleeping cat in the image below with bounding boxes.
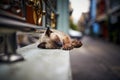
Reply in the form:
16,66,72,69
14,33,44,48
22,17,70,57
37,27,82,50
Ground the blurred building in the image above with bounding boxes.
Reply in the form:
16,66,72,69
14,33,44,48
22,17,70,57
78,12,89,34
88,0,120,44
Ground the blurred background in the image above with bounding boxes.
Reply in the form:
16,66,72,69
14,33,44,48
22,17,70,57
70,0,120,44
69,1,120,80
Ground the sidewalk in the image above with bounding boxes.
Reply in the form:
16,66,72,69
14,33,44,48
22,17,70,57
0,43,72,80
70,36,120,80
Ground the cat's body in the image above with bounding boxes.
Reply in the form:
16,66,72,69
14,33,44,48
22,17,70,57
37,28,82,50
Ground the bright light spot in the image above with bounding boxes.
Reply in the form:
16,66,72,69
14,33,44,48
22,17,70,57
70,0,90,23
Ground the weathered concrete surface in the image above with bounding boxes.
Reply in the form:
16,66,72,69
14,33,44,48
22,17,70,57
0,43,72,80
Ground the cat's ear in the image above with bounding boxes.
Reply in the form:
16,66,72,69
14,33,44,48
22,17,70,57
37,42,46,48
45,27,53,37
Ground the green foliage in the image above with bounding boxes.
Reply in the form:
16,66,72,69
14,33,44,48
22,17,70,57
69,19,79,31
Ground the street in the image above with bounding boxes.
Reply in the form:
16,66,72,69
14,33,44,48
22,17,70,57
70,36,120,80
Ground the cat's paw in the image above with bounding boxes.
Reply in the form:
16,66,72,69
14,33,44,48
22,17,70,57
62,44,73,50
72,39,82,48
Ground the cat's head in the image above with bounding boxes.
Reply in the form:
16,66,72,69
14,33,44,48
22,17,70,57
37,27,63,49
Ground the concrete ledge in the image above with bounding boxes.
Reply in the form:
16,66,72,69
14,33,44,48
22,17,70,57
0,43,72,80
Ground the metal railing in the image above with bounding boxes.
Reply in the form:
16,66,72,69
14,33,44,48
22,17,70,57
0,0,57,63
